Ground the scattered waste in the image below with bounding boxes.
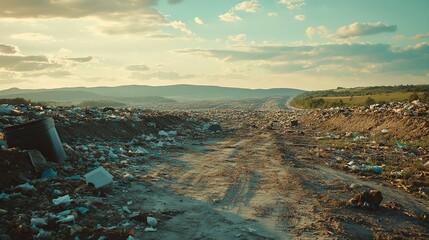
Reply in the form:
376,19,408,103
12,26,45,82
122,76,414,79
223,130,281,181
347,163,383,174
208,124,222,132
348,190,383,210
145,216,158,231
57,214,76,223
31,217,47,227
291,120,299,127
3,118,67,164
15,183,37,191
27,150,48,171
52,195,71,205
84,166,113,189
41,167,58,179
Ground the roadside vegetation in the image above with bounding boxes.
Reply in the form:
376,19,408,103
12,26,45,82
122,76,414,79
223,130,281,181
290,85,429,109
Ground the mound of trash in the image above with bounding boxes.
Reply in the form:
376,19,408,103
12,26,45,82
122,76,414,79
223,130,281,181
300,101,429,141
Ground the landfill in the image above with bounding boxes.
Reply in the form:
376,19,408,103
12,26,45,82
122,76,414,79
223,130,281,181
0,101,428,239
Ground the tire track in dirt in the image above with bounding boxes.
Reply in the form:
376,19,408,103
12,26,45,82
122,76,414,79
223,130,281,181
158,131,334,239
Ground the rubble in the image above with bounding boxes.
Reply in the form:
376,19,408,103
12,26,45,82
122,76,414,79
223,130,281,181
0,101,427,238
348,190,383,211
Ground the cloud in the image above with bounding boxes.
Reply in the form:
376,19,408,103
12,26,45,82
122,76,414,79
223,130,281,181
306,26,330,39
64,56,93,63
0,44,18,54
195,17,204,25
170,21,194,35
125,64,150,71
336,22,397,38
235,0,261,13
10,32,55,42
176,42,429,76
0,44,94,73
413,33,429,39
0,55,58,72
228,34,247,42
219,12,242,22
278,0,306,10
268,12,278,17
294,15,305,21
307,22,397,39
0,0,176,36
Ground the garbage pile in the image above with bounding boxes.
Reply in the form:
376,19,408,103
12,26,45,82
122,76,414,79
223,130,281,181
0,103,217,239
303,111,429,200
301,100,429,141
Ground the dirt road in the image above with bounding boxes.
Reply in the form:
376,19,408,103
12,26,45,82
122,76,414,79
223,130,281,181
113,126,429,239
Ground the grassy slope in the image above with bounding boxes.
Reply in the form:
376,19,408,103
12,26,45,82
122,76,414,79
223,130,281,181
291,85,429,109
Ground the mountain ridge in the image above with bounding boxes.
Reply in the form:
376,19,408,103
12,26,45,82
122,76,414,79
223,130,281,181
0,84,304,102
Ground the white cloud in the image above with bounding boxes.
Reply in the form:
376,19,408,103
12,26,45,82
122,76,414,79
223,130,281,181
0,0,171,36
294,15,305,21
228,34,247,42
10,32,55,42
412,33,429,40
235,0,261,13
268,12,278,17
125,64,150,71
176,43,429,77
278,0,306,10
0,44,19,54
219,12,242,22
194,17,204,25
336,22,397,38
64,56,93,63
307,22,397,39
306,26,330,39
170,21,194,35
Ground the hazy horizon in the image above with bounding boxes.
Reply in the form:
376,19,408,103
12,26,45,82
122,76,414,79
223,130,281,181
1,0,429,91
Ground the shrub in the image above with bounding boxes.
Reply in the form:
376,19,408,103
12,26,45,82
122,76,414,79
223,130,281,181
365,97,376,106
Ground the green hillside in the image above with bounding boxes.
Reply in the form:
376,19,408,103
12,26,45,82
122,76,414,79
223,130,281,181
290,85,429,109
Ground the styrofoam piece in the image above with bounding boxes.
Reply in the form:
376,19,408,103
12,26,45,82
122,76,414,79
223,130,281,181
84,166,113,188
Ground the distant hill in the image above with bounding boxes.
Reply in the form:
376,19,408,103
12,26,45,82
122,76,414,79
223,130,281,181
0,84,305,105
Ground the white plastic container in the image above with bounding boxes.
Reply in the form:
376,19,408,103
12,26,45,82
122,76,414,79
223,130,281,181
84,166,113,188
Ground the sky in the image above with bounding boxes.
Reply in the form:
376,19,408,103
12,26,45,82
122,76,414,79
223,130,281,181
0,0,428,91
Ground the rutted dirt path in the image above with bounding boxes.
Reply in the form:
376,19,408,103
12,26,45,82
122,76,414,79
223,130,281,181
115,126,429,239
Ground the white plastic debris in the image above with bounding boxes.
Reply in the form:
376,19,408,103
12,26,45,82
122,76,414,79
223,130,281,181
52,189,62,195
167,130,177,136
122,206,131,214
84,166,113,188
57,210,72,217
0,104,13,114
381,128,389,133
144,227,157,232
35,229,51,239
0,192,9,200
31,217,47,227
15,183,37,191
52,195,71,205
57,215,75,223
144,217,158,231
158,130,169,137
147,216,158,227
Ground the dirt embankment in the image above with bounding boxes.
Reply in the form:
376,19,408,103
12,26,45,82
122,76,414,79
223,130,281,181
301,109,429,141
